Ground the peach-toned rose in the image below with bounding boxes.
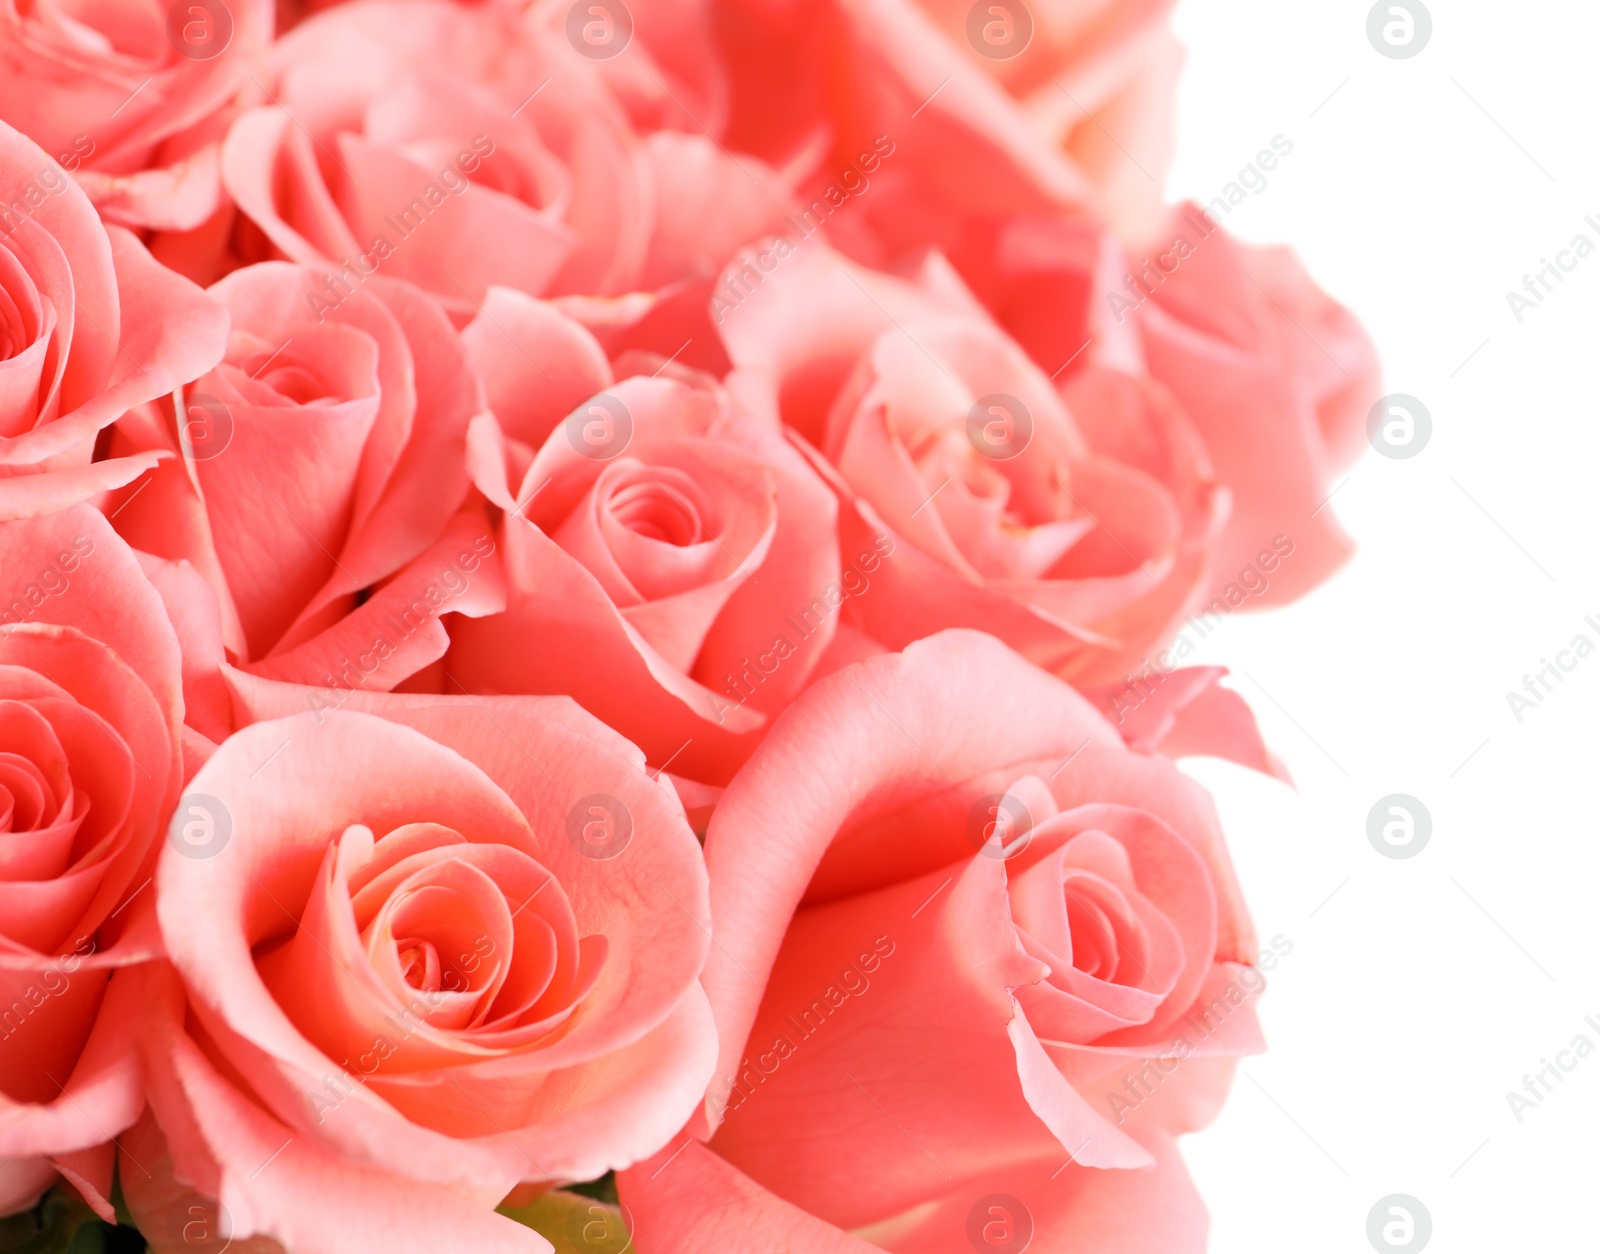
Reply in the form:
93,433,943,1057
106,261,503,738
134,671,717,1253
207,0,791,313
1133,203,1380,605
716,236,1222,689
0,505,185,1217
445,288,840,785
906,0,1184,235
851,198,1379,611
621,630,1270,1253
0,0,272,229
708,0,1141,274
0,121,227,521
702,1,1375,618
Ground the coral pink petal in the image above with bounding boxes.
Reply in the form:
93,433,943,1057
698,631,1127,1131
620,1139,881,1254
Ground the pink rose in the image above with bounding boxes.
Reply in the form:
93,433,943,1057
1133,204,1381,605
131,671,717,1253
211,0,791,312
620,630,1268,1253
709,0,1130,271
0,122,227,521
106,261,503,736
951,198,1378,609
906,0,1184,234
0,0,271,229
704,0,1378,617
446,288,840,785
0,505,185,1217
717,237,1222,689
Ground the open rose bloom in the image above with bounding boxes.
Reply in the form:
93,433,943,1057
0,123,227,520
205,0,793,308
105,259,503,741
0,506,182,1216
621,632,1270,1253
0,0,1381,1248
447,287,841,784
0,0,270,230
129,678,714,1253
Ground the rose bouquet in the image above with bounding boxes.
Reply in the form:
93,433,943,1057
0,0,1377,1251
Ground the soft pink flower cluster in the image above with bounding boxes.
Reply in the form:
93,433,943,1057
0,1,1377,1251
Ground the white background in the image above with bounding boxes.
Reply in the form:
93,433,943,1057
1161,1,1600,1249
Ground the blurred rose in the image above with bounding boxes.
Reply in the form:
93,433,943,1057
205,0,791,315
707,0,1137,273
445,288,840,785
0,505,183,1217
0,0,272,229
716,237,1222,689
135,674,717,1254
906,0,1184,234
621,630,1267,1253
107,261,503,740
0,121,227,521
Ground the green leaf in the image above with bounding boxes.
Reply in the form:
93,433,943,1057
499,1189,633,1253
0,1188,147,1254
562,1173,618,1206
0,1190,103,1254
